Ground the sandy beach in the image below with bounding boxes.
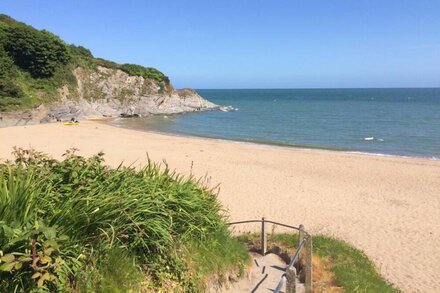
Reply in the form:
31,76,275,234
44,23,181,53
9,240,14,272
1,120,439,292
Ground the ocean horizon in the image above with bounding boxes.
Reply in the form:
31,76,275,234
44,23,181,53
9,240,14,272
114,88,440,159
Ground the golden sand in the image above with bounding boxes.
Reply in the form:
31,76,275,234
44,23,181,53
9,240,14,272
1,120,439,292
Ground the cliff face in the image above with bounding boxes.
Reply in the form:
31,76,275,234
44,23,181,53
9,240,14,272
0,66,219,127
70,66,218,116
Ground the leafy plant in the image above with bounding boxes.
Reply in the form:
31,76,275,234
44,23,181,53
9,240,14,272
4,24,70,78
0,47,14,78
0,148,249,291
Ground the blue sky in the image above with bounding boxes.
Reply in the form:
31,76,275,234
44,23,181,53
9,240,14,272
1,0,439,88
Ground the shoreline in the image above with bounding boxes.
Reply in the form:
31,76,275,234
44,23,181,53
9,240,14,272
108,116,440,162
1,120,440,292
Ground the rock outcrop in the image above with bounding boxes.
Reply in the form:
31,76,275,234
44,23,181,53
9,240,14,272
0,66,219,127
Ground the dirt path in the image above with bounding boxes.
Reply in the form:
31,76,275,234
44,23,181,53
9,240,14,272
222,253,304,293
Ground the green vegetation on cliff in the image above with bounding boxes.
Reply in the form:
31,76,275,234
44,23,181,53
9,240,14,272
0,149,249,292
0,14,169,111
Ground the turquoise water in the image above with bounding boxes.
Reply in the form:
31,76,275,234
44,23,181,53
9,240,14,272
115,88,440,159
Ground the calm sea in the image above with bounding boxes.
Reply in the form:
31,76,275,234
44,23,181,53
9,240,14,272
114,88,440,159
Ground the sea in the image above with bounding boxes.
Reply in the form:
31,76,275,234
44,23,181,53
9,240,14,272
113,88,440,159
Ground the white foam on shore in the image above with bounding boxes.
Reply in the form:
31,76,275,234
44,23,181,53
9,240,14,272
108,118,439,161
347,151,439,161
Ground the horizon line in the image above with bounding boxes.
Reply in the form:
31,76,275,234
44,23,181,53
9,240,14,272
192,86,440,90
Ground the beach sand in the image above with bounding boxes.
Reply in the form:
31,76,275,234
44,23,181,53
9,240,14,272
1,120,439,292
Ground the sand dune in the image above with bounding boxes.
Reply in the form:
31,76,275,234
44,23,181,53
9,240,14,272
1,120,439,292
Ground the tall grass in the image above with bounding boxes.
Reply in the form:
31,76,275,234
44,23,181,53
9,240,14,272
0,148,249,291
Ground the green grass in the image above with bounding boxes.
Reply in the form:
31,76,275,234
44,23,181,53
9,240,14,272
312,235,399,293
236,232,399,293
0,148,249,292
74,247,145,293
186,230,251,285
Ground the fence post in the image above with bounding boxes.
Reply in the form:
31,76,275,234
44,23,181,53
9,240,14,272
297,224,304,271
305,237,313,293
261,217,267,255
286,266,297,293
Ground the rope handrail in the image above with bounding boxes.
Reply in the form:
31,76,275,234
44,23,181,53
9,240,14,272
272,237,308,293
287,237,308,269
228,218,311,237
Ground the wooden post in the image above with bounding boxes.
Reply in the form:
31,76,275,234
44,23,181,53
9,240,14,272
261,217,267,255
297,224,304,271
286,266,297,293
305,237,313,293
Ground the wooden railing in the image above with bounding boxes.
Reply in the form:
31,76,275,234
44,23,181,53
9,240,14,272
228,217,313,293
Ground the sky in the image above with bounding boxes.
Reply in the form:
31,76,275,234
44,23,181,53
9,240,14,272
1,0,439,89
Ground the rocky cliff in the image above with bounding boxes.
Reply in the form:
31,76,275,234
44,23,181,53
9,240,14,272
0,66,219,127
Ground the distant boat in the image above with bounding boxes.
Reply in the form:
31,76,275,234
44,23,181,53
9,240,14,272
364,137,374,141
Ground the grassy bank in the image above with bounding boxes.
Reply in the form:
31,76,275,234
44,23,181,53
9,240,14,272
0,148,250,292
236,233,399,292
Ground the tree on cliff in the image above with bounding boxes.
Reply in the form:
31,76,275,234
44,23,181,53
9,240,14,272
4,24,70,78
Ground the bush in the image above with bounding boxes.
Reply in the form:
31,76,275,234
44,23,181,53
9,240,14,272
0,79,22,98
69,44,93,59
119,63,168,83
0,48,14,78
0,149,249,291
94,59,169,84
4,24,70,78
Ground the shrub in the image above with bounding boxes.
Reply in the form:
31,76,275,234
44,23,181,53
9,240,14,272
119,63,168,83
0,48,14,78
4,24,70,78
0,149,249,291
69,44,93,59
93,59,169,84
0,79,22,98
